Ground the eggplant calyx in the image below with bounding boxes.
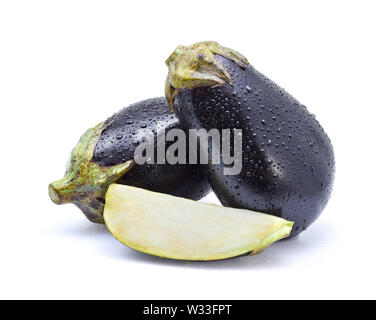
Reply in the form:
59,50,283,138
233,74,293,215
48,121,134,223
165,41,249,110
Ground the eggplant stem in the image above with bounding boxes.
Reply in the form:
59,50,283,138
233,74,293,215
48,121,134,222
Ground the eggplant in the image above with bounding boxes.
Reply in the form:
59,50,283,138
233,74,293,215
165,41,335,238
49,97,210,223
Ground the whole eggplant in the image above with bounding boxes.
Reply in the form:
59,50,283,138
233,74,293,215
49,97,210,223
165,41,335,238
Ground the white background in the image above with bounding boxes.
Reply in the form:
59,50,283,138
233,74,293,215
0,0,375,300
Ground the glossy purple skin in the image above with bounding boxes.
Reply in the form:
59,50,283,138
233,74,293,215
93,97,210,201
173,55,335,237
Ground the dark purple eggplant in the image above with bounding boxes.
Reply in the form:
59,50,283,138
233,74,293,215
49,97,210,223
165,41,335,238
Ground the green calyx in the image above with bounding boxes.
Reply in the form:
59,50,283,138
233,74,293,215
48,121,134,223
165,41,249,110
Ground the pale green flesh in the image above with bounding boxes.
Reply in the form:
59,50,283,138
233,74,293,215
104,184,293,261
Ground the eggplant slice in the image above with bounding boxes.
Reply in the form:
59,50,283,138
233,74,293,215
104,184,293,261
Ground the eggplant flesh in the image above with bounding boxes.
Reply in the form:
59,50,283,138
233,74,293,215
166,42,335,238
49,97,210,223
104,184,293,261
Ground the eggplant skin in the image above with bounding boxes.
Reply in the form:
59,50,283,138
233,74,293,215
173,55,335,238
93,97,210,200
